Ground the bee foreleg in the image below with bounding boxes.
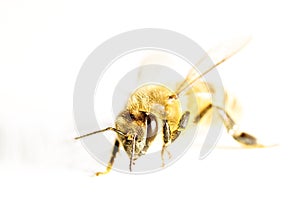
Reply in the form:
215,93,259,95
171,111,190,142
161,111,190,167
95,139,120,176
161,120,172,167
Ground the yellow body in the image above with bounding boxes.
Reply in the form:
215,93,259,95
75,39,265,175
127,84,182,132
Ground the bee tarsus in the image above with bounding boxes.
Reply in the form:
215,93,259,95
95,139,120,176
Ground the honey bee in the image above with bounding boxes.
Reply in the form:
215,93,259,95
75,38,263,175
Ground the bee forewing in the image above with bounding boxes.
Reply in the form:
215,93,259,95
175,36,251,96
139,51,176,68
137,51,176,84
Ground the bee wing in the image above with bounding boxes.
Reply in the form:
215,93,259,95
175,36,251,96
136,51,183,90
224,91,243,122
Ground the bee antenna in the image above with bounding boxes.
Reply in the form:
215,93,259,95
74,127,125,140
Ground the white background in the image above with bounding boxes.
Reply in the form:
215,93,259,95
0,0,299,198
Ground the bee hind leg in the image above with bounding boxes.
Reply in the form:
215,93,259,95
194,104,262,147
95,139,120,176
214,106,263,147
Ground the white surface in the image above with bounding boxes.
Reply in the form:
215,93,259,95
0,0,299,198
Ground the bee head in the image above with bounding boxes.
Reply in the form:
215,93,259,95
115,110,158,159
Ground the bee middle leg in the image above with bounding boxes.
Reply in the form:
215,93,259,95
161,111,190,166
194,104,261,147
95,139,120,176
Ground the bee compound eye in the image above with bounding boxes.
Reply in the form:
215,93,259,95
129,113,135,120
146,113,158,138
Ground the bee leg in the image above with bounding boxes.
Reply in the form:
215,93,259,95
214,106,263,147
195,104,262,147
194,104,212,123
161,120,172,167
95,139,120,176
161,111,190,166
171,111,190,143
